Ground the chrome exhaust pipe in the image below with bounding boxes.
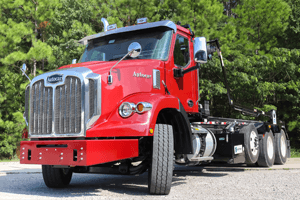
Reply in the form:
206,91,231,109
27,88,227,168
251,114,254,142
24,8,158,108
101,18,109,32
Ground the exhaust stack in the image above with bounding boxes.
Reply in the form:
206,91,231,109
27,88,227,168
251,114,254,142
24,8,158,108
101,18,109,32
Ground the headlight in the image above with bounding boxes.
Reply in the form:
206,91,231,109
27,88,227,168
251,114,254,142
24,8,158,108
119,102,136,118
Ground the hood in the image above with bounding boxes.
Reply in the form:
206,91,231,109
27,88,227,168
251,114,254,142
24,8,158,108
60,59,165,123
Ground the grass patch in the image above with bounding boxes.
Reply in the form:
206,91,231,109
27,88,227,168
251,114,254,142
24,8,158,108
0,154,19,162
291,148,300,158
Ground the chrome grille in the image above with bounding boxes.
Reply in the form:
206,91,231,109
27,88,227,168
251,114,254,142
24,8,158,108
26,67,101,138
30,80,53,135
55,77,81,134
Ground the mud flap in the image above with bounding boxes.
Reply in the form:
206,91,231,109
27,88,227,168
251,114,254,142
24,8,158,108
213,133,246,164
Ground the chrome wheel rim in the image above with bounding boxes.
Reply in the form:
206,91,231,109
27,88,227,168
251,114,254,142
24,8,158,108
267,135,274,160
250,131,258,156
280,135,287,157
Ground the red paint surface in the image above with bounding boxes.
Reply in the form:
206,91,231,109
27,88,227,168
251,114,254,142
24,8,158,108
86,93,180,137
20,140,138,166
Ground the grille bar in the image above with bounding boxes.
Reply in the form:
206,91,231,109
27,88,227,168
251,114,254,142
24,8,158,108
30,80,53,135
89,79,95,119
55,76,81,135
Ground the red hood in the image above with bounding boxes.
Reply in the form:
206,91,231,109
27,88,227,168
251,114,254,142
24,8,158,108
61,59,165,125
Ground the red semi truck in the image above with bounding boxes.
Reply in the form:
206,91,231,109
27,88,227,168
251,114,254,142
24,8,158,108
20,18,290,195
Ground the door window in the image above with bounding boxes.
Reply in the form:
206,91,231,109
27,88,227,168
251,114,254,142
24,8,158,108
173,35,190,67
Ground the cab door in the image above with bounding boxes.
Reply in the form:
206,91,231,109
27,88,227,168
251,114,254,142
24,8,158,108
166,31,199,113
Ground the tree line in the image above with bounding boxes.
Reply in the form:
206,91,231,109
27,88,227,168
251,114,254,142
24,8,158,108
0,0,299,158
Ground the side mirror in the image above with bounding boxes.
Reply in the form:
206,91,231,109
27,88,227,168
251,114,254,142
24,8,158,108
128,42,142,58
72,59,77,64
194,37,207,64
21,63,27,75
20,63,31,82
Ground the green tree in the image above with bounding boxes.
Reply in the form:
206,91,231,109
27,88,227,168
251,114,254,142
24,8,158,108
0,0,59,76
0,67,28,158
231,0,291,55
171,0,224,39
46,0,96,69
278,0,300,49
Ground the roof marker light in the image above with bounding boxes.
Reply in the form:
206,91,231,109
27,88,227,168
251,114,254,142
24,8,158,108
137,17,148,24
107,24,117,31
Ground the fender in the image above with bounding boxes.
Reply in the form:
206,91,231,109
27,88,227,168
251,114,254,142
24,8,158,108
86,93,182,137
86,93,193,153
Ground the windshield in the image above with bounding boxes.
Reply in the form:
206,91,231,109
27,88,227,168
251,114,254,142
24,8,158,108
79,28,173,62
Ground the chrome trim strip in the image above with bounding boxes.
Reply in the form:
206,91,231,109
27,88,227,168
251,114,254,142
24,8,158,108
23,85,30,126
28,67,101,138
86,73,101,129
153,69,160,89
78,20,177,44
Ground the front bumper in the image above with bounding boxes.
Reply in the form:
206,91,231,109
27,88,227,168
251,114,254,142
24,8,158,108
20,139,139,166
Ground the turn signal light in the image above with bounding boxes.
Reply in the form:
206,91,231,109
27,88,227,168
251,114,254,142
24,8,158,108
137,103,144,112
136,102,152,114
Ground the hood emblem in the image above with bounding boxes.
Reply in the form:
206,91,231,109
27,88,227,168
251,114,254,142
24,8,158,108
47,74,63,84
133,72,151,79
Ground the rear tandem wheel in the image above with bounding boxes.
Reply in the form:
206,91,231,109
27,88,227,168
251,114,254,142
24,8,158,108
274,129,288,165
240,123,260,164
257,131,275,167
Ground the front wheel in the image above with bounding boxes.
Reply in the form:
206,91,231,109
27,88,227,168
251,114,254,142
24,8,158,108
42,165,73,188
148,124,174,195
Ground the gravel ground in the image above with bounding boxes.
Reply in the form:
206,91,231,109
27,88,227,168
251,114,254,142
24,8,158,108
0,167,299,200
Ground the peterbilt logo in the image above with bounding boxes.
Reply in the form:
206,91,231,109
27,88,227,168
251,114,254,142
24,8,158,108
47,74,63,84
133,71,151,79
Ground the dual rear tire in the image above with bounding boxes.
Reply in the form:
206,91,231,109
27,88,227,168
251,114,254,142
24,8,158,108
257,129,288,167
240,124,260,164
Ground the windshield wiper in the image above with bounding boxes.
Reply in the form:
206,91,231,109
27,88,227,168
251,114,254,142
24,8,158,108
109,56,141,61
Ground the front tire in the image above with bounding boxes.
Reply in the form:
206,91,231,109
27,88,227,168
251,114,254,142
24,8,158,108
42,165,73,188
148,124,174,195
274,129,288,165
257,131,275,167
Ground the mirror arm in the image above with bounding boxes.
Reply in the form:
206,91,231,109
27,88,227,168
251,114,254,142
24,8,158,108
21,69,31,82
173,63,200,78
108,49,135,84
109,49,134,76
